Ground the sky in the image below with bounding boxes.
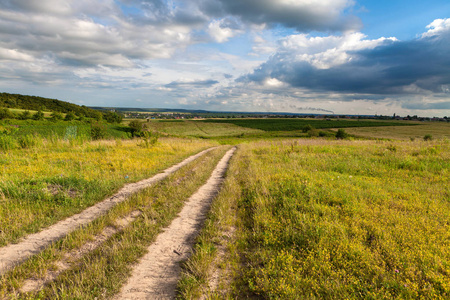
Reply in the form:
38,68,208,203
0,0,449,117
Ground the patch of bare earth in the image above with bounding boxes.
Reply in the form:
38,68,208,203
114,147,236,300
0,147,216,276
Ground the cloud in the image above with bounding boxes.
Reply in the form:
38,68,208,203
207,18,243,43
239,19,450,105
0,0,196,68
164,79,219,88
198,0,361,32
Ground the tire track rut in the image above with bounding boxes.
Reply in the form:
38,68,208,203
0,147,216,275
114,147,236,300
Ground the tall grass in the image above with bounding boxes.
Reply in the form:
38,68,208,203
0,137,217,247
183,139,450,299
0,147,230,299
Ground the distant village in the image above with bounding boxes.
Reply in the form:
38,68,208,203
121,111,449,122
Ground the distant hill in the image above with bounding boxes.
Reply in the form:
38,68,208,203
0,92,100,117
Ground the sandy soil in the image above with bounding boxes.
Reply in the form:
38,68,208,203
0,147,216,276
114,147,236,300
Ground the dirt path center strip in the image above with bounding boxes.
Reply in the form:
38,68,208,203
0,147,216,275
114,147,236,300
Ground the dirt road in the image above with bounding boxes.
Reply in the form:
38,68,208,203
114,147,236,299
0,147,216,276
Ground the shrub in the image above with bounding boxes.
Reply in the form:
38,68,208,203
423,134,433,141
336,128,348,139
0,108,15,120
18,110,31,120
104,111,123,123
139,131,159,147
51,111,63,121
302,124,314,133
32,110,45,121
18,134,41,149
64,112,76,121
128,120,143,137
307,129,319,137
90,121,107,140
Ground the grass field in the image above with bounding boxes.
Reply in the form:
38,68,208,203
146,119,264,138
202,118,417,131
1,117,449,299
343,123,450,140
0,137,216,247
180,138,450,299
0,146,230,299
0,120,131,140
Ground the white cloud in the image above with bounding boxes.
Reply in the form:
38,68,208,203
0,48,35,62
422,18,450,38
207,18,242,43
279,32,396,69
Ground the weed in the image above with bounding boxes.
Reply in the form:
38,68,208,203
423,134,433,141
335,128,348,139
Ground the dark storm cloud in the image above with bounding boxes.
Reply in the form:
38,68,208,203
241,29,450,98
197,0,361,32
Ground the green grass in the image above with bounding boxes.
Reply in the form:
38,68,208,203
0,137,217,247
180,139,450,299
0,120,131,140
202,118,416,132
0,146,231,299
146,119,264,139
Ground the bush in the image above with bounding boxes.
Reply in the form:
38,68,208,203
139,131,159,147
302,124,314,133
307,129,319,137
18,134,41,149
104,111,123,123
51,111,63,121
423,134,433,141
90,121,107,140
336,128,348,139
18,110,31,120
0,108,15,120
33,110,45,121
64,111,76,121
128,120,143,137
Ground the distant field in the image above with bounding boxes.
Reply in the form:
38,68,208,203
147,119,264,138
7,108,53,118
343,123,450,140
202,118,416,131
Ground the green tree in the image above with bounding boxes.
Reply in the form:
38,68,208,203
128,120,143,137
51,111,63,121
32,110,45,120
64,111,76,121
104,111,123,123
90,121,107,140
0,108,15,119
19,110,31,120
336,128,348,139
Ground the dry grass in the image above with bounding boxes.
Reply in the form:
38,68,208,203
343,122,450,140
